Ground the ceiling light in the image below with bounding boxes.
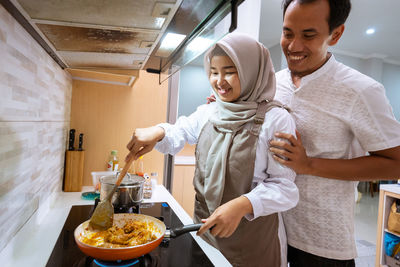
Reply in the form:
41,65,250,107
186,37,214,53
366,28,375,35
155,33,186,57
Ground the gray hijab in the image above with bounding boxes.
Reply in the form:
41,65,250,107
202,32,276,213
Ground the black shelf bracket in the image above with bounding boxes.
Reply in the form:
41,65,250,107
229,0,238,33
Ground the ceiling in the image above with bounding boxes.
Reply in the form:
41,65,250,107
7,0,181,70
260,0,400,65
5,0,399,73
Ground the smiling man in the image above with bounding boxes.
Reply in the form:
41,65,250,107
270,0,400,266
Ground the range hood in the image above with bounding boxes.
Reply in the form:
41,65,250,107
144,0,244,83
1,0,243,83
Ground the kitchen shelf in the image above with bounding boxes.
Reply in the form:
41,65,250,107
384,228,400,238
376,184,400,266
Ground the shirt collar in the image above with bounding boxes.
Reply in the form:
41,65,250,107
287,53,336,88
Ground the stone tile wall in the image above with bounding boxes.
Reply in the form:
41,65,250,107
0,5,72,252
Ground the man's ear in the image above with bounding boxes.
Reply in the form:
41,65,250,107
329,24,345,46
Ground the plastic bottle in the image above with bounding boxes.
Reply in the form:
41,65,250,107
107,150,119,171
135,156,144,176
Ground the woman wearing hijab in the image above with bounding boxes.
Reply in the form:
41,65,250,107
126,32,298,267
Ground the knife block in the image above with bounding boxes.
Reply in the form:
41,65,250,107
64,150,84,192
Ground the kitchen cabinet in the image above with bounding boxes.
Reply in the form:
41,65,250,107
171,144,196,216
376,184,400,266
172,157,196,217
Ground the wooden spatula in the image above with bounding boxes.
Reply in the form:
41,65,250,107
89,156,134,230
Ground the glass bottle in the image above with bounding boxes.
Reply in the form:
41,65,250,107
107,150,119,171
135,156,144,176
143,173,152,199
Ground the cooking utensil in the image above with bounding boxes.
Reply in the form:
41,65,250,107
78,133,84,151
89,156,134,230
74,213,203,261
68,129,75,151
100,173,145,207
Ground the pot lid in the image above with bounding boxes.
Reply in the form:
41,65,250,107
100,174,144,186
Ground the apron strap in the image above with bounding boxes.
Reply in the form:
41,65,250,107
250,100,290,136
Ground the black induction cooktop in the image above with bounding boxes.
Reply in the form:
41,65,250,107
46,202,214,267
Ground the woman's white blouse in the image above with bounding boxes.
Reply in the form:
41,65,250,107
155,102,299,220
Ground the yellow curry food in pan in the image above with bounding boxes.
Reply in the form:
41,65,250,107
80,220,159,248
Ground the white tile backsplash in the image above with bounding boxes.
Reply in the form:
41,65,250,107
0,5,72,253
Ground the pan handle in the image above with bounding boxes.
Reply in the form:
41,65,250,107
166,223,215,238
166,223,202,238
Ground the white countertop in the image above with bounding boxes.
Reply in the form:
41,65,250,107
0,185,231,267
174,156,195,165
380,183,400,195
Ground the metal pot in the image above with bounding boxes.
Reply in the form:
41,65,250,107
100,173,145,207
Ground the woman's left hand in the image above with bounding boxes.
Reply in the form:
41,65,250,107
197,196,252,238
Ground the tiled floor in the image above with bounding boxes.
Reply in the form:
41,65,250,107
354,191,380,266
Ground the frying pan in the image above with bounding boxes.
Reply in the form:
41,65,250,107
74,213,202,261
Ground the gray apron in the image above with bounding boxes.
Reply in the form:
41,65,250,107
193,100,284,267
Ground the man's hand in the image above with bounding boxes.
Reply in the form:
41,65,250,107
269,130,312,174
197,196,252,238
125,126,165,162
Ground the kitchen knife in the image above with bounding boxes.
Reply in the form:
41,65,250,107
78,133,84,151
68,129,76,151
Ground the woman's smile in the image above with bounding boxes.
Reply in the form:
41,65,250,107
209,55,241,102
217,86,232,96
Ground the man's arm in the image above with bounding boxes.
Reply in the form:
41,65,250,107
269,131,400,181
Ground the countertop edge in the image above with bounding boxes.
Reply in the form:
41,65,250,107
174,155,195,165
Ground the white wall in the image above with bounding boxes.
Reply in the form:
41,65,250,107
362,57,384,83
178,65,212,116
235,0,261,39
333,53,364,73
383,63,400,120
268,43,284,72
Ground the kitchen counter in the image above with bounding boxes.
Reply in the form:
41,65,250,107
0,185,231,267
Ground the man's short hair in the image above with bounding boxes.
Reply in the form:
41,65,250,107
282,0,351,33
